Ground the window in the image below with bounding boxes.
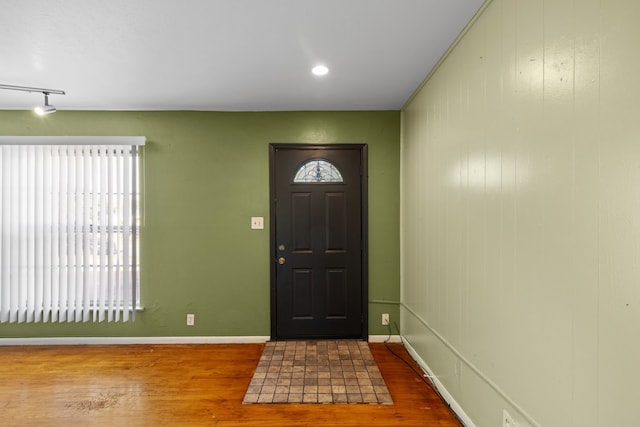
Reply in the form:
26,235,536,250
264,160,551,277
0,136,144,323
293,159,344,183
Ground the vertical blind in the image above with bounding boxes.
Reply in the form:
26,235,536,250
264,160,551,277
0,136,144,323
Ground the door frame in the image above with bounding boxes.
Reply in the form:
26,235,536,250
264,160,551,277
269,143,369,340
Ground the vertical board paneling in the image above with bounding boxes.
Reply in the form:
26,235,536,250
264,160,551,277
597,2,640,426
571,0,601,423
537,1,576,424
571,0,602,426
401,0,640,426
512,0,546,416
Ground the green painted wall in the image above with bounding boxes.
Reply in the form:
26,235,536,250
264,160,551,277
0,110,400,338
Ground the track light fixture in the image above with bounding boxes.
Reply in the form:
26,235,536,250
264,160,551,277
0,83,65,115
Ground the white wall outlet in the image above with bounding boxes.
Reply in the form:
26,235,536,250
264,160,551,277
381,313,389,326
186,313,195,326
251,217,264,229
503,409,517,427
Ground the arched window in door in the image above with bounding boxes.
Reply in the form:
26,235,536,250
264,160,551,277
293,159,344,183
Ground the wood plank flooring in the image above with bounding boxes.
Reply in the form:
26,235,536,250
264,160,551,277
0,342,461,426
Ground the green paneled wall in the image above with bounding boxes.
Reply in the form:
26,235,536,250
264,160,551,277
402,0,640,426
0,110,399,338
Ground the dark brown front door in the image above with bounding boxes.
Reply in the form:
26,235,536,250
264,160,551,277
270,144,367,340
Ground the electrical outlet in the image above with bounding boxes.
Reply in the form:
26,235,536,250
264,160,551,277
186,313,195,326
251,217,264,229
381,313,389,326
503,410,517,427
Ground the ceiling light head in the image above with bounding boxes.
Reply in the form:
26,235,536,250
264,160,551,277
312,65,329,76
34,93,56,115
35,104,56,115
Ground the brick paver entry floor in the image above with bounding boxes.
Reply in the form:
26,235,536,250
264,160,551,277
243,340,394,405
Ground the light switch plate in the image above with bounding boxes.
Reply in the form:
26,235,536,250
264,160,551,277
251,217,264,229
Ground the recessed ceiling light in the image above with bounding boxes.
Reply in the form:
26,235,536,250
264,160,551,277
312,65,329,76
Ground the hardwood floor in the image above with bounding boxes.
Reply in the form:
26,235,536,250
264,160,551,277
0,342,461,426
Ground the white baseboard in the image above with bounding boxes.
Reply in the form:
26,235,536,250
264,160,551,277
0,336,271,346
0,335,402,346
401,338,475,427
368,334,402,343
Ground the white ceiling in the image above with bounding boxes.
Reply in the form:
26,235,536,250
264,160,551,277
0,0,484,112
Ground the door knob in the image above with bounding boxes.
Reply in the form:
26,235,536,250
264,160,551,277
278,257,286,265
